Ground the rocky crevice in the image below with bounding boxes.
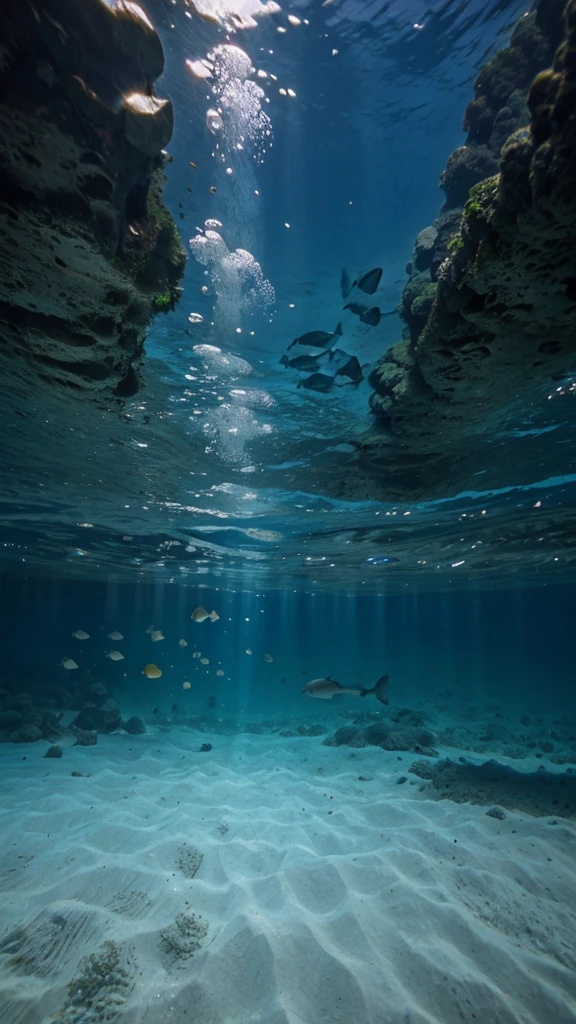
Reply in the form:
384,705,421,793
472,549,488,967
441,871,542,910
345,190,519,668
0,0,186,400
369,0,575,454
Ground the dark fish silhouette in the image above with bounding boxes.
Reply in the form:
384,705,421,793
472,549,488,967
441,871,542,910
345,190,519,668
341,268,353,299
356,268,382,295
344,301,368,316
360,306,381,326
280,351,330,371
288,322,343,351
297,372,336,393
336,355,364,385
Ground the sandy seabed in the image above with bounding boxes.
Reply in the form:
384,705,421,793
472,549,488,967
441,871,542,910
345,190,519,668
0,729,575,1024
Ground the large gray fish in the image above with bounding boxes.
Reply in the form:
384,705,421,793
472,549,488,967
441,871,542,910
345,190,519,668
302,673,389,704
356,267,382,295
280,351,331,371
297,372,336,393
288,322,343,351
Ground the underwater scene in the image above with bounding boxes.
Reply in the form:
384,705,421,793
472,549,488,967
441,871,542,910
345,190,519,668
1,0,576,1021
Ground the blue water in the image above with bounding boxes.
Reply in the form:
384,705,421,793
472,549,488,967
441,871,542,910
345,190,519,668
1,1,576,1022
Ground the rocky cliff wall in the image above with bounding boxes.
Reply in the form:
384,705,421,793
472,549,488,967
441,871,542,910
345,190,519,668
0,0,186,400
369,0,575,454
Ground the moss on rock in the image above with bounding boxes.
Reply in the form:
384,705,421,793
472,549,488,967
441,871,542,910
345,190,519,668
369,0,576,463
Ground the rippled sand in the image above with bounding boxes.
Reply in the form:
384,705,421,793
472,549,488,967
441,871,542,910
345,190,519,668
0,731,575,1024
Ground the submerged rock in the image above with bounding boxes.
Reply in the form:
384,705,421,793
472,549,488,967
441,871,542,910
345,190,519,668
0,0,186,402
368,0,576,481
11,725,42,743
410,757,576,818
323,721,438,753
0,710,23,730
72,700,122,733
123,715,146,735
73,728,98,746
44,745,63,759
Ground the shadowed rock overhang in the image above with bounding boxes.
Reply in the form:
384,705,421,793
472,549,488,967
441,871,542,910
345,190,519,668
0,0,186,400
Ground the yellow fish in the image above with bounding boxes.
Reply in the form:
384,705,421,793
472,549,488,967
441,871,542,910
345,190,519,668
107,650,124,661
61,657,78,670
108,631,123,641
142,663,162,679
192,607,210,622
72,630,89,640
200,657,209,665
182,681,191,690
178,639,188,648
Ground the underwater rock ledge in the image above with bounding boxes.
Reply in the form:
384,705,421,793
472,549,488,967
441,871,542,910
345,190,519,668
0,0,186,400
368,0,575,460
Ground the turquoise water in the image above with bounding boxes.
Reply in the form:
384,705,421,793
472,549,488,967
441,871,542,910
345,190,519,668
1,1,576,1022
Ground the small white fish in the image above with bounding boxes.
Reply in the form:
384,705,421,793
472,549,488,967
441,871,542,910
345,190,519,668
192,651,201,660
192,607,210,622
178,639,188,648
200,657,209,665
216,669,224,677
246,649,252,656
72,630,89,640
145,625,155,635
107,650,125,661
151,630,165,642
183,681,191,690
108,631,124,641
142,663,162,679
264,653,274,663
209,610,220,622
61,657,78,670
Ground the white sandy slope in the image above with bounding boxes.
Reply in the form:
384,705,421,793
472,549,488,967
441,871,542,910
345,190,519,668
0,729,575,1024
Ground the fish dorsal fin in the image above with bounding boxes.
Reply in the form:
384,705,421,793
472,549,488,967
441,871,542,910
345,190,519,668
326,674,334,681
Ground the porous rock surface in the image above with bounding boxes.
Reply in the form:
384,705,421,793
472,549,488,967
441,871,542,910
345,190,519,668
0,0,186,400
409,758,576,818
368,0,575,462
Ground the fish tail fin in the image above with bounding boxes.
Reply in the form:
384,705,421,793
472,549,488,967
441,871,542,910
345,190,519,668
334,321,343,336
326,673,334,681
288,340,297,350
361,674,389,704
279,355,288,366
319,350,331,359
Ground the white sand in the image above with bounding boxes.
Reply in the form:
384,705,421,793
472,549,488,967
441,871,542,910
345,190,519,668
1,730,576,1024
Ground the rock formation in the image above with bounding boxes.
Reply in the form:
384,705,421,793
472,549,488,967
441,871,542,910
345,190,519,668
0,0,186,400
368,0,575,471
